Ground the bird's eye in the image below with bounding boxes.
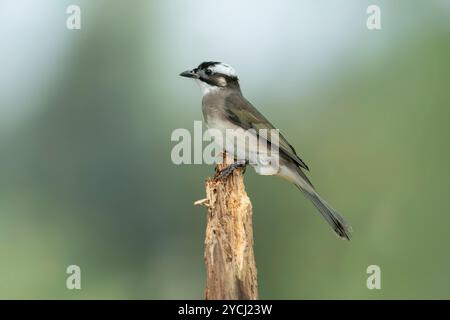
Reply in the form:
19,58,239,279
205,69,212,75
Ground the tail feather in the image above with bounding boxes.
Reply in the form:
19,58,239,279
278,164,352,240
298,186,352,240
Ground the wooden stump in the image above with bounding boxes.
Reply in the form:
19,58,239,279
195,159,258,300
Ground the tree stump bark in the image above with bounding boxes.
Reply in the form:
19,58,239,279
195,157,258,300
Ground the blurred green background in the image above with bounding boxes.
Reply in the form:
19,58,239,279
0,0,449,299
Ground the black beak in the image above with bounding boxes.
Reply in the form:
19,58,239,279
179,69,198,79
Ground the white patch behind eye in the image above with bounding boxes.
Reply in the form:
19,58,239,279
209,63,237,77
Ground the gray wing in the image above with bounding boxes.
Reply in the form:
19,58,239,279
224,93,310,171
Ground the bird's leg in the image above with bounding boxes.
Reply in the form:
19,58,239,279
216,159,248,180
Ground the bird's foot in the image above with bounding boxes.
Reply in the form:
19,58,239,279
215,159,248,180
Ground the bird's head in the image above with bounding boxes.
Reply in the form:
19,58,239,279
180,61,240,95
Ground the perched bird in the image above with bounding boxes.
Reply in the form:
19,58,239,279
180,61,352,240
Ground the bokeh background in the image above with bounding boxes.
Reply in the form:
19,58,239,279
1,0,449,299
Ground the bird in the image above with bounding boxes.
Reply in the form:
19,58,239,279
180,61,352,240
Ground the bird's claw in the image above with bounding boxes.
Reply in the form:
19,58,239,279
215,159,248,180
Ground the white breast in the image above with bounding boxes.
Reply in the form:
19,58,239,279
205,118,280,175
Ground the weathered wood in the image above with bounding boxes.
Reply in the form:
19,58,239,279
195,157,258,300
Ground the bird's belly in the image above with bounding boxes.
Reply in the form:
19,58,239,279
206,119,280,176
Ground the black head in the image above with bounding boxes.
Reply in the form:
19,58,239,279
180,61,239,89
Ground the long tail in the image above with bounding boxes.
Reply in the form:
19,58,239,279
287,167,352,240
298,186,352,240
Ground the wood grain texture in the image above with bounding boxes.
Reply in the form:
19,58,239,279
196,159,258,300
